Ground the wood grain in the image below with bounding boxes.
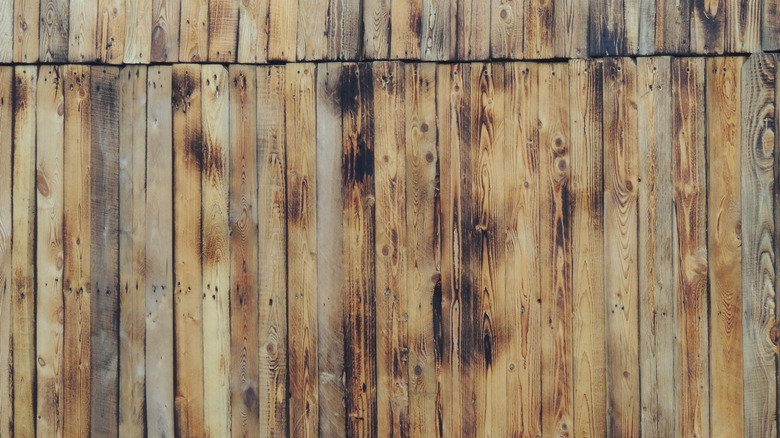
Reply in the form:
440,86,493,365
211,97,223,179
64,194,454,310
503,62,542,438
39,0,68,62
390,0,421,59
691,0,724,53
554,0,588,57
421,0,454,60
35,65,65,438
315,62,347,438
118,65,147,438
740,53,776,438
763,0,780,50
12,66,36,438
179,0,209,62
63,64,90,438
268,0,297,61
0,0,11,61
123,0,151,63
208,0,239,62
68,0,97,61
286,63,319,438
569,58,606,438
96,0,124,62
706,56,744,437
172,63,205,438
373,61,408,438
0,67,11,438
151,0,180,61
297,0,328,60
725,0,760,52
524,0,553,58
13,0,38,62
328,0,361,60
229,64,260,438
491,0,522,58
457,0,489,59
257,64,288,438
201,64,231,438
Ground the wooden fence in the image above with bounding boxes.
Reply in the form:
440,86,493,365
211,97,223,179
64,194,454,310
0,0,775,63
0,55,775,436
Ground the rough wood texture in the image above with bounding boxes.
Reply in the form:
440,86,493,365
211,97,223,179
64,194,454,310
151,0,180,61
68,0,96,62
96,0,124,62
491,0,523,58
13,0,38,62
39,0,68,62
390,0,421,59
179,0,208,62
0,67,12,438
421,0,453,60
363,0,390,59
0,0,11,62
328,0,360,60
268,0,297,61
123,0,151,63
237,0,269,63
297,0,328,60
692,0,725,53
763,0,780,50
208,0,239,62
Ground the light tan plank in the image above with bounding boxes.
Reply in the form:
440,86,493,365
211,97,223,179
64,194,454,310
297,0,328,60
179,0,209,61
13,0,38,62
97,0,124,62
151,0,180,61
0,67,13,438
208,0,239,62
39,0,69,62
237,0,269,63
68,0,97,61
268,0,297,61
123,0,151,63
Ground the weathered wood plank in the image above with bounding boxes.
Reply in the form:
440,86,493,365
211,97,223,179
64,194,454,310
118,65,147,438
373,61,408,438
660,0,690,53
315,62,347,438
342,62,377,437
603,57,640,438
12,66,37,438
421,0,454,60
268,0,297,61
201,64,232,438
96,0,124,62
554,0,588,57
763,0,780,50
287,62,319,438
297,0,328,60
151,0,180,61
13,0,38,62
638,0,656,54
145,65,174,438
503,62,542,438
328,0,361,60
524,0,553,58
672,57,709,438
39,0,69,62
0,67,12,438
405,62,438,438
68,0,97,61
89,65,120,437
179,0,208,62
569,58,606,438
692,0,725,53
35,65,65,438
238,0,269,63
538,62,572,437
257,64,288,438
363,0,390,58
725,0,760,52
208,0,239,62
491,0,522,58
706,56,744,437
457,0,489,59
123,0,151,63
740,53,777,438
589,0,638,55
63,65,90,438
172,63,205,438
0,0,11,61
229,64,260,438
391,0,421,59
637,56,677,438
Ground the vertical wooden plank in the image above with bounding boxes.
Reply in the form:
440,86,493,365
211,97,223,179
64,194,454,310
286,63,319,438
208,0,239,62
201,64,231,438
68,0,97,61
172,64,205,438
63,65,90,438
39,0,69,62
637,56,677,438
151,0,180,61
228,64,260,438
297,0,328,60
0,67,11,438
362,0,390,59
118,65,147,438
390,0,422,58
569,59,606,438
503,62,542,438
13,0,38,62
179,0,209,61
672,57,709,438
491,0,523,58
373,61,408,438
659,0,690,53
706,56,744,437
589,0,636,55
145,65,174,438
342,62,377,438
421,0,454,60
741,53,776,438
554,0,588,57
457,0,489,59
524,0,552,58
0,0,11,62
405,63,439,438
603,57,640,438
123,0,151,63
237,0,268,63
692,0,725,53
35,66,65,438
316,62,347,438
328,0,361,60
12,66,37,438
638,0,656,54
725,0,760,52
89,66,120,438
97,0,124,62
268,0,297,61
538,62,572,437
763,0,780,50
257,64,288,438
